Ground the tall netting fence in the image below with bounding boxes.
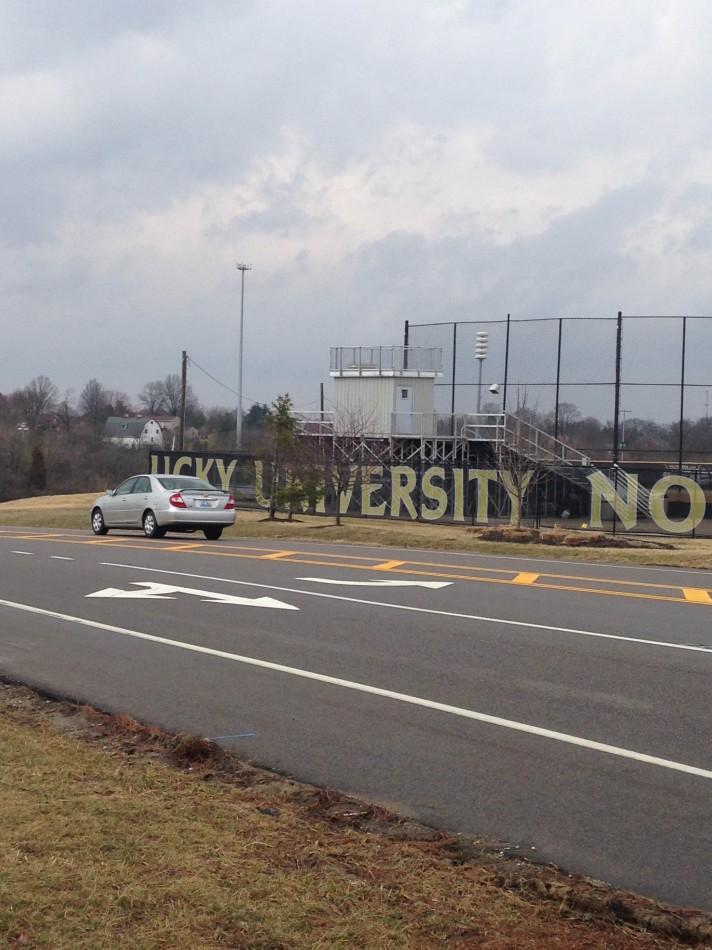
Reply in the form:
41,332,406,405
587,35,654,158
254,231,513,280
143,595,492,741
406,314,712,466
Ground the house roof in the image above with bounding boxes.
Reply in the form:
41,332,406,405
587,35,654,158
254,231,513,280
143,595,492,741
103,417,157,439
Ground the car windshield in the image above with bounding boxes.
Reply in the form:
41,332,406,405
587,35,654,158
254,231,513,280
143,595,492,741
157,477,217,492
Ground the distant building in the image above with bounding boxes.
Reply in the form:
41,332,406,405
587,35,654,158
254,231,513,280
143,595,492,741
103,417,164,448
330,345,443,436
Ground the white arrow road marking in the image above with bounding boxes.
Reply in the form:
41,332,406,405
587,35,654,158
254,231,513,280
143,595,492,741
102,562,712,657
297,576,452,589
86,581,297,610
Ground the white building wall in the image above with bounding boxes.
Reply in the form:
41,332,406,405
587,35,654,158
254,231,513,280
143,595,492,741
139,421,164,447
334,377,393,434
333,375,436,435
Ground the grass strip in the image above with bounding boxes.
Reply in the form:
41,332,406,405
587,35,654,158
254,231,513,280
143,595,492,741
3,492,712,568
1,683,710,948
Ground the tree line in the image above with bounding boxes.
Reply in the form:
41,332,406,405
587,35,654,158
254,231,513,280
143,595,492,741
0,373,271,503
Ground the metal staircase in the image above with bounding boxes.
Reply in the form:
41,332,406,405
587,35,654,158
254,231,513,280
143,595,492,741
463,413,650,520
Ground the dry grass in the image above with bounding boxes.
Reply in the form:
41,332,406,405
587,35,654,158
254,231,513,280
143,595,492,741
1,683,705,949
3,492,712,568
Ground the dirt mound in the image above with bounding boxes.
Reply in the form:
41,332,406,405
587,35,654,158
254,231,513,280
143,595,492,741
469,525,674,549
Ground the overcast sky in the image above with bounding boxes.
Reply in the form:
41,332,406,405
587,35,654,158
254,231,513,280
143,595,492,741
2,0,712,421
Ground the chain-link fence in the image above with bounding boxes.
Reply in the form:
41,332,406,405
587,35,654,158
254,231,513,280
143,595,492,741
406,314,712,466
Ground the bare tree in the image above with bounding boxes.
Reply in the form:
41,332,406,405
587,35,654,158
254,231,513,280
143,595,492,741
159,374,197,417
17,376,58,429
138,380,166,415
497,411,549,527
56,390,75,434
108,391,132,416
79,378,112,436
329,408,377,525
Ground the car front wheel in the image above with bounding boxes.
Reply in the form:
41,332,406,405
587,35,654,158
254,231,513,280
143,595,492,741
203,526,223,540
143,510,167,539
91,508,109,535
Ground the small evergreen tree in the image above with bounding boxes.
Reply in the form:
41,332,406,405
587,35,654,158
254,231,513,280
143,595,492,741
27,445,47,493
265,394,298,520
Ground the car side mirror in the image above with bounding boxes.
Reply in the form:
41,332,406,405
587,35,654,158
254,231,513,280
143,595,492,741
107,488,115,496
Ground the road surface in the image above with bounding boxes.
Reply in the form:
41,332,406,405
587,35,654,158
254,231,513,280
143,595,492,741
1,525,711,909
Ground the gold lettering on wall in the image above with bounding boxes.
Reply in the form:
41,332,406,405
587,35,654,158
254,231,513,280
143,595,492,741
468,469,499,524
361,466,387,516
420,467,448,520
215,459,238,491
649,476,706,534
390,466,418,519
588,471,638,530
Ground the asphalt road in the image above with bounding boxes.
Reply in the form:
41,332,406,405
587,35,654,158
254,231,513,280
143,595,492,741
1,525,711,910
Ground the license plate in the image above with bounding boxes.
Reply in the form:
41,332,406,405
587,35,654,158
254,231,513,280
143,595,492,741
198,499,210,508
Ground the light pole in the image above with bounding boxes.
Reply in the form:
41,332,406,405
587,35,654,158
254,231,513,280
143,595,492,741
235,262,252,449
475,331,488,413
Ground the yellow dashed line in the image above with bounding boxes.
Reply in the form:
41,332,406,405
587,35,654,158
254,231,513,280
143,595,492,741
682,588,712,605
4,530,712,607
512,572,540,585
164,543,206,552
14,533,63,540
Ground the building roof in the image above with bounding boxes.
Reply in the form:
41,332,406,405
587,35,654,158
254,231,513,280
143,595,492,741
103,417,156,439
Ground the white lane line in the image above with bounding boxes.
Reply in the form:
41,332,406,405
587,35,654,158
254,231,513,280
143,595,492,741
50,556,75,561
10,551,33,556
102,561,712,657
0,594,711,781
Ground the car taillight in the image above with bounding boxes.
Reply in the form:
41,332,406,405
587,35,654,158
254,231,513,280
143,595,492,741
169,492,187,508
224,494,235,510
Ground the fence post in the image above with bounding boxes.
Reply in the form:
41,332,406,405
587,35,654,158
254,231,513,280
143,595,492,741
612,311,623,467
502,313,511,413
450,322,457,436
554,317,563,441
679,316,687,474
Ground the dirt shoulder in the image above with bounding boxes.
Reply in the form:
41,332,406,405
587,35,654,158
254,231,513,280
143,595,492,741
3,493,712,569
1,681,710,949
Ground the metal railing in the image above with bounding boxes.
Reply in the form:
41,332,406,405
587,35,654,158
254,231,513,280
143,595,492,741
460,414,507,443
330,346,442,375
500,415,592,466
498,413,651,518
294,411,336,437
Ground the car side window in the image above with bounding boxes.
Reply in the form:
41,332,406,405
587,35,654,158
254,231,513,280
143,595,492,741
115,478,138,496
132,477,151,493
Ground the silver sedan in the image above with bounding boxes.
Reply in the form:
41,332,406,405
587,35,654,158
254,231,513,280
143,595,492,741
90,474,236,540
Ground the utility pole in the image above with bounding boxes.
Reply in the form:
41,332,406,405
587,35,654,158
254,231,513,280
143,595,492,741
179,350,187,451
235,263,252,450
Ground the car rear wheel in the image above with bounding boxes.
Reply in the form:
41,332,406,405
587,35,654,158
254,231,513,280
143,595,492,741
91,508,109,535
143,510,167,539
203,526,223,540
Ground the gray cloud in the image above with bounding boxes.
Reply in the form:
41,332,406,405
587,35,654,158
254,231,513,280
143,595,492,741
1,0,712,427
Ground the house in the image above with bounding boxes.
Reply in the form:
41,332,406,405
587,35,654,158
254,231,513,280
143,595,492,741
103,417,164,449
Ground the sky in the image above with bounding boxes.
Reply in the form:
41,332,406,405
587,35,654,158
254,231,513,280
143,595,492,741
2,0,712,423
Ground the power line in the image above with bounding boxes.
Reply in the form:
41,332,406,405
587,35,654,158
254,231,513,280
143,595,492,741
187,355,238,397
186,354,274,409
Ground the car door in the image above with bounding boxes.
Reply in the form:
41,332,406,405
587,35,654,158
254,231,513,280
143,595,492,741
129,476,153,527
105,477,139,526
